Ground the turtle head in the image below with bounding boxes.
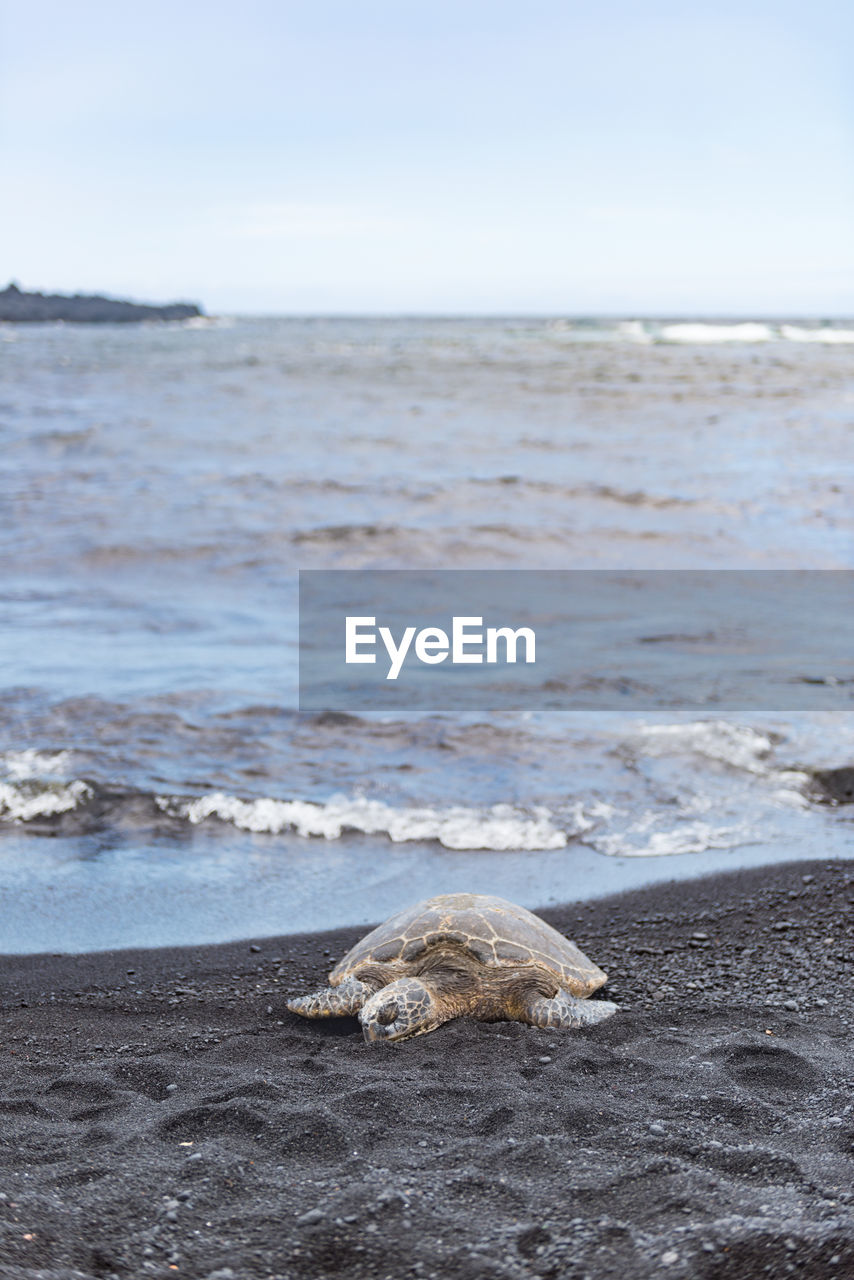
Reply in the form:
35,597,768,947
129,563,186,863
359,976,444,1043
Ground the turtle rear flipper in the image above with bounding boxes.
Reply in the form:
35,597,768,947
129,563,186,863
525,989,618,1030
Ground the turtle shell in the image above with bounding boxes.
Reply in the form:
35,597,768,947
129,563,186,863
330,893,607,997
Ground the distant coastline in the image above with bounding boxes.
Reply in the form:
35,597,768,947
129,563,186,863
0,282,203,323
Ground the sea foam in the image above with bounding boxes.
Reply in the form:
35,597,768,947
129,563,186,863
1,749,74,780
630,721,777,773
779,324,854,344
590,816,756,858
658,322,773,344
0,779,92,821
154,792,573,850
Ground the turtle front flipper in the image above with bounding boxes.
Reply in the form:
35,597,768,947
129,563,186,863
288,977,374,1019
360,978,446,1043
524,988,618,1030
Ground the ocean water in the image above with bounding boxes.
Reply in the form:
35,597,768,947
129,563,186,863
1,316,852,952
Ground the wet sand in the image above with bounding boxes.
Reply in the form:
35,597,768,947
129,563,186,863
0,858,851,1279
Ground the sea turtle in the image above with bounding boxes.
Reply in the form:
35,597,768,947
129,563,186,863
287,893,617,1043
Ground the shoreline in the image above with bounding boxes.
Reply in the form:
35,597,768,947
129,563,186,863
1,857,851,1278
3,835,852,957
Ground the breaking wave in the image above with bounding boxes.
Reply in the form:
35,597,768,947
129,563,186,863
630,721,780,773
0,718,837,859
624,321,854,345
590,818,756,858
550,318,854,344
1,749,74,780
628,720,811,795
658,322,774,344
154,792,577,850
779,324,854,344
0,778,92,821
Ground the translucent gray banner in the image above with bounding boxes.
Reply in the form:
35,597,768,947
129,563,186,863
299,570,854,712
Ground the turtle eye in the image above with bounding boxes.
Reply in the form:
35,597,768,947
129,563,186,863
376,1001,398,1026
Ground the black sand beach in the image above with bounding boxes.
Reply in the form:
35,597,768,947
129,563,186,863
1,858,851,1280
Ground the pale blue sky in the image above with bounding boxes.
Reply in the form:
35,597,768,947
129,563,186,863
1,1,852,314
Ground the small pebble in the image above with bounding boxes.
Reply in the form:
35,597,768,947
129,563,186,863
783,1000,799,1011
166,1083,178,1093
206,1270,236,1280
297,1209,324,1227
649,1122,666,1136
538,1055,552,1064
661,1251,679,1266
249,944,261,953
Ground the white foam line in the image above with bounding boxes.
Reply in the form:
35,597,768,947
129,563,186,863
780,325,854,344
155,791,573,851
632,721,775,773
659,322,773,344
590,819,757,858
0,779,92,821
1,749,73,781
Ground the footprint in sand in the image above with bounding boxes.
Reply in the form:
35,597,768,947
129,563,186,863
722,1044,821,1095
697,1144,803,1183
0,1097,53,1119
111,1061,175,1100
200,1080,285,1105
475,1105,515,1136
158,1101,269,1143
44,1077,121,1121
278,1110,349,1162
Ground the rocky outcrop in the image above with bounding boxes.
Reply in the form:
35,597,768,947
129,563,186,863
0,281,203,323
